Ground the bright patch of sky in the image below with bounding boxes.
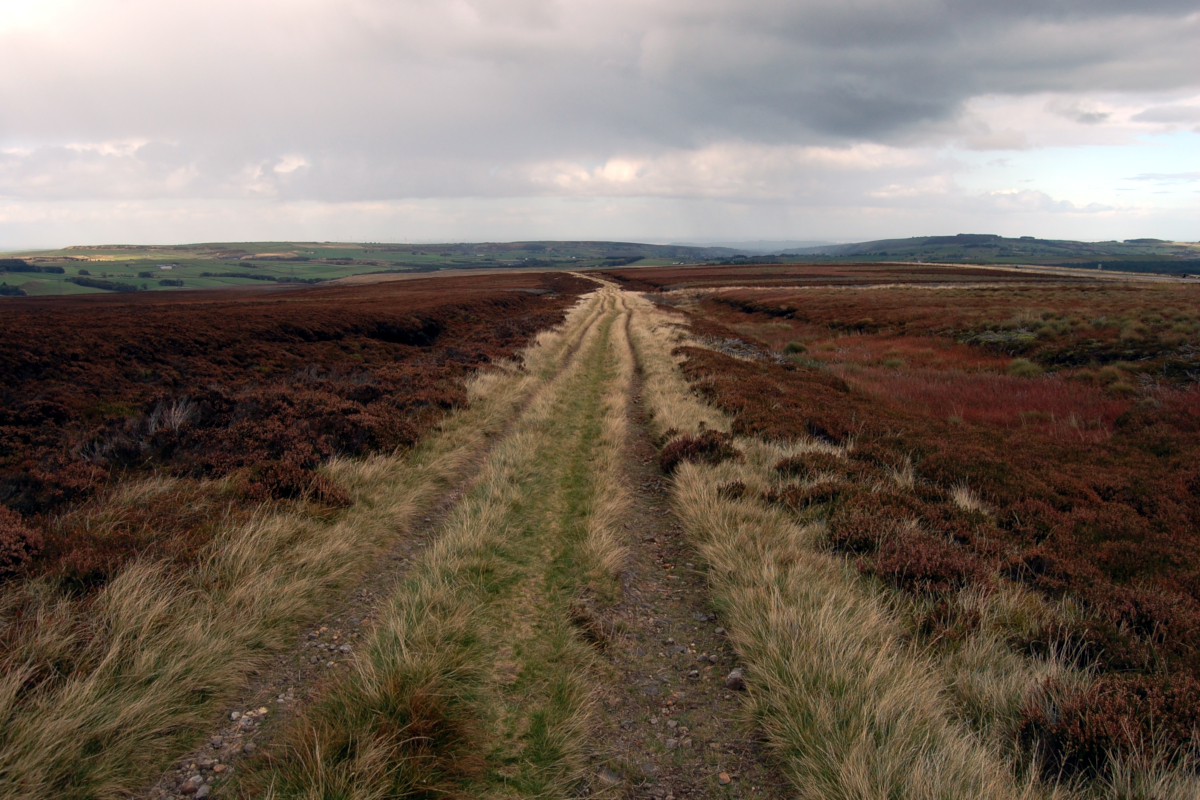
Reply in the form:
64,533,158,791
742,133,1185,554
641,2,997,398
957,131,1200,211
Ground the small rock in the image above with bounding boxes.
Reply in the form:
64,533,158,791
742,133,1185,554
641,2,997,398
339,644,352,653
257,707,269,715
666,720,678,729
687,670,700,679
243,742,257,754
725,669,746,691
209,736,223,748
348,617,360,626
326,661,336,669
649,716,658,725
229,711,241,721
718,771,731,785
195,786,210,799
665,738,679,750
681,737,692,748
213,763,227,774
697,654,710,663
715,627,726,635
181,775,204,794
641,761,658,776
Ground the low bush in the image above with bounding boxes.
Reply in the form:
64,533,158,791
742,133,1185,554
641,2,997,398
0,506,42,578
1018,675,1200,777
658,430,743,474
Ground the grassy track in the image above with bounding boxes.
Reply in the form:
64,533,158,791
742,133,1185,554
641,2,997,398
237,285,636,797
0,289,606,800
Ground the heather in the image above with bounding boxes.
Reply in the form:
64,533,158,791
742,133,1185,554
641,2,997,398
665,275,1200,777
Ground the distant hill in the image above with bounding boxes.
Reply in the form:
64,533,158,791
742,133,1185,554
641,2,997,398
770,233,1200,274
671,239,838,253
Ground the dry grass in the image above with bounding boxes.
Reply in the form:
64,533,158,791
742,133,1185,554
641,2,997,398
0,290,608,800
237,285,635,798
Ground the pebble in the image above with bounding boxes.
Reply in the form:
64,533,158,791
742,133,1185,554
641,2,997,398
181,775,204,794
715,627,726,635
339,644,352,653
243,742,257,754
666,720,678,729
687,670,700,679
725,669,746,691
229,711,241,721
718,772,732,785
665,738,679,750
195,786,210,799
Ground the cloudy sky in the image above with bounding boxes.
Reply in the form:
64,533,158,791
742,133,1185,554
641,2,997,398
1,0,1198,249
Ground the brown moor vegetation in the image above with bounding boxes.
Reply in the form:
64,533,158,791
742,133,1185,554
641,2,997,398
0,273,590,589
617,264,1200,781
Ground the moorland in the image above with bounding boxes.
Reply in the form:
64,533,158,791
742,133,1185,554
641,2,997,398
1,255,1197,800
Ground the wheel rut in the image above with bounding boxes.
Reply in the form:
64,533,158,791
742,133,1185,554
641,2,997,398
580,293,782,799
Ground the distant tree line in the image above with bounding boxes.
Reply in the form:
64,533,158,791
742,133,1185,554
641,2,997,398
0,259,65,274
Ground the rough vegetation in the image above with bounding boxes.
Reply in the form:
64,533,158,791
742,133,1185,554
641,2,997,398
652,269,1200,786
0,273,589,588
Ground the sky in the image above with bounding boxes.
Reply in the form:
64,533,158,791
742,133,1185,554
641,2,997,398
1,0,1198,249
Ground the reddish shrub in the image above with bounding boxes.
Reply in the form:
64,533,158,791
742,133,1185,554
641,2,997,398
0,507,42,578
764,480,854,511
772,452,851,480
1019,675,1200,776
865,529,989,595
659,431,743,474
826,490,927,554
242,460,352,508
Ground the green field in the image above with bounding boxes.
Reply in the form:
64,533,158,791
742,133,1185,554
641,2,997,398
0,241,733,296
